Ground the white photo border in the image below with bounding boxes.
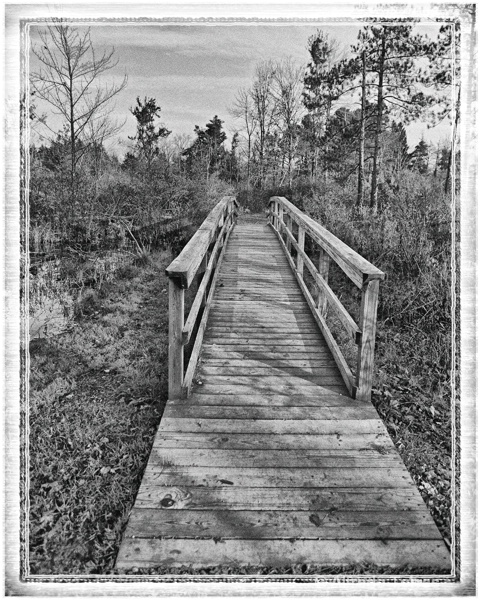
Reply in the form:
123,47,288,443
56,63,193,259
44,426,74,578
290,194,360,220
4,2,476,596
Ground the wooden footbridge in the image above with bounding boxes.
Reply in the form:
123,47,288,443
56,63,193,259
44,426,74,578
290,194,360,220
116,196,450,572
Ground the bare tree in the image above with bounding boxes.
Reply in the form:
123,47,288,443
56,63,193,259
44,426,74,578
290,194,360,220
250,60,278,185
272,58,304,186
230,88,257,189
31,24,127,198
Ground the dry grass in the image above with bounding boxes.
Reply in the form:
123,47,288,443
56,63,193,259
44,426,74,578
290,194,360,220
28,250,172,574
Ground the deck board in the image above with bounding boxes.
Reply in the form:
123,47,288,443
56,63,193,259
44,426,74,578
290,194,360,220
116,214,450,572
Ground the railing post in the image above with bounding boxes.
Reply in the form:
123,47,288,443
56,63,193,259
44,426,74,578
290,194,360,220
198,254,208,309
356,279,380,402
278,203,284,237
316,248,330,315
285,213,292,252
296,226,305,277
168,278,184,399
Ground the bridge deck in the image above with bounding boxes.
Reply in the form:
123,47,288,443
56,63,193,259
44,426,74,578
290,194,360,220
116,215,450,572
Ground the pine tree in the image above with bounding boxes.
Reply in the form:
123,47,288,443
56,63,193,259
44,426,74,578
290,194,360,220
129,97,171,171
353,23,436,211
409,137,430,174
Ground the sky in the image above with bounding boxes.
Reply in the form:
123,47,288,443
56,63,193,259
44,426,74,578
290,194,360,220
29,22,452,157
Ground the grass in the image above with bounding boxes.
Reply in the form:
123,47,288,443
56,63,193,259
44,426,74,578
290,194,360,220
28,249,172,574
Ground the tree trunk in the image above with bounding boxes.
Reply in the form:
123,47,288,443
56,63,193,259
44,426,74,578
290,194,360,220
357,51,366,208
67,54,76,211
444,86,460,193
370,34,386,212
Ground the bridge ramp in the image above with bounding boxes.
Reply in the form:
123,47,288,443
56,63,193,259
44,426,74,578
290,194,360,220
116,215,450,572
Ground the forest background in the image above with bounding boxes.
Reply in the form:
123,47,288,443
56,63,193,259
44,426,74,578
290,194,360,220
25,17,461,574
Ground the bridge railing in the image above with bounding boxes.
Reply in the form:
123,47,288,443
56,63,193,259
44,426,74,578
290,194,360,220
269,196,385,402
166,196,238,398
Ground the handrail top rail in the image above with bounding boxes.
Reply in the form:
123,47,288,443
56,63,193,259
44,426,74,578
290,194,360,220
166,196,237,289
270,196,385,286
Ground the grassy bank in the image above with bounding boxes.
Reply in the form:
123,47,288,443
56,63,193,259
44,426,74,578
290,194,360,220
28,250,172,574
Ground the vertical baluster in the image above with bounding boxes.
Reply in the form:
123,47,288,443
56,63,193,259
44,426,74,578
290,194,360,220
356,279,380,402
316,247,330,315
297,226,305,278
278,204,284,238
285,213,292,252
198,254,208,309
168,278,184,399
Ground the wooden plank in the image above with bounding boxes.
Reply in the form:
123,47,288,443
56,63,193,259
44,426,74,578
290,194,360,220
217,282,298,288
199,359,337,371
212,297,306,303
200,351,335,361
200,357,336,368
116,538,450,569
148,448,404,469
164,405,379,421
208,322,326,336
202,334,323,348
133,485,427,512
204,336,324,345
198,366,342,385
213,298,306,305
210,307,314,315
201,345,334,357
154,432,392,450
199,365,345,378
160,417,384,435
122,509,442,540
138,466,413,489
173,393,359,407
200,375,346,388
193,384,349,396
203,339,324,347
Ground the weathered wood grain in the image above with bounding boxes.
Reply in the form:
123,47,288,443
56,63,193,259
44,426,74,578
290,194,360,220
159,417,384,435
133,485,427,512
148,447,404,468
170,393,361,408
356,278,380,402
116,538,450,570
163,405,379,421
167,279,184,399
123,509,442,540
138,466,414,489
154,432,392,450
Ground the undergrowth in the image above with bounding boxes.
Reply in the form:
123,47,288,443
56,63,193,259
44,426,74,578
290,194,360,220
28,250,172,574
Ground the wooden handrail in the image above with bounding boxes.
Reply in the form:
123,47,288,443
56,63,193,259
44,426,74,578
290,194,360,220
269,196,384,402
270,196,384,287
166,196,238,398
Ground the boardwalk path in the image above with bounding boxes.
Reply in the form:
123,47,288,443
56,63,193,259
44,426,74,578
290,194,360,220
116,214,450,571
